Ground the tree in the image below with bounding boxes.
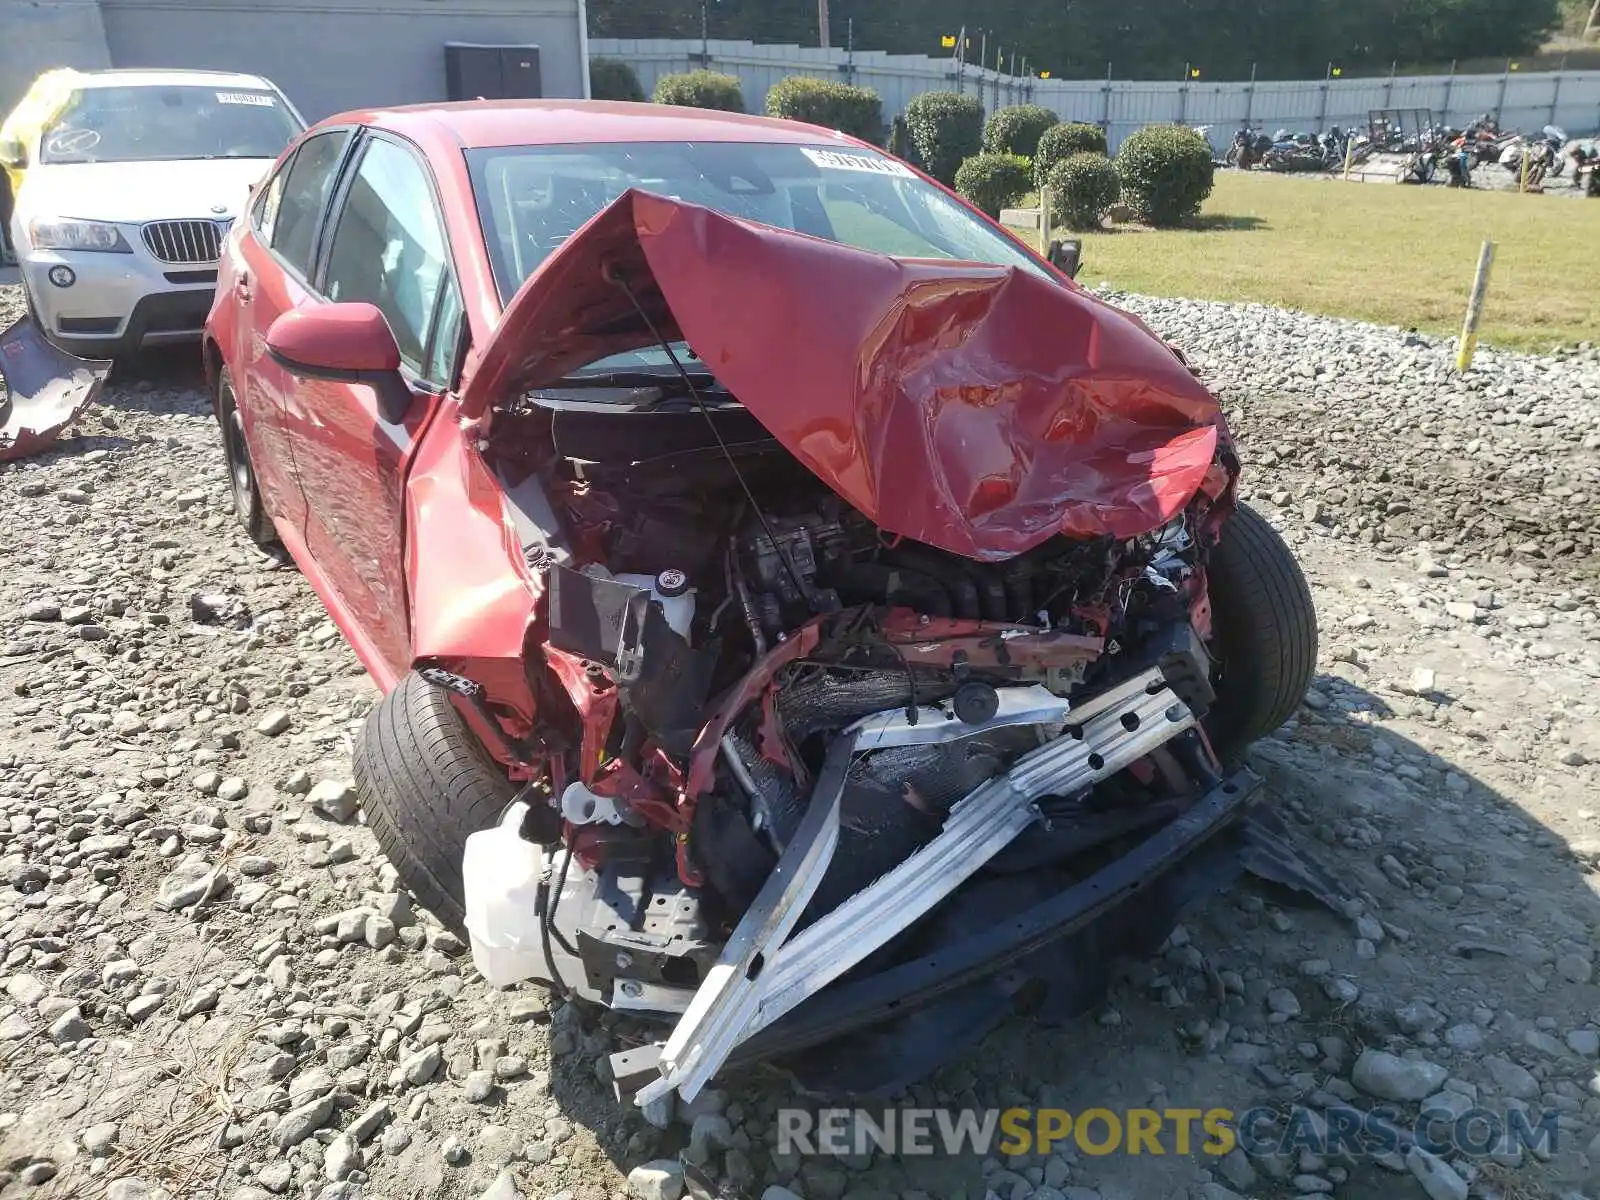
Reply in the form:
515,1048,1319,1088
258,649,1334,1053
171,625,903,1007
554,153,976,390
585,0,1562,80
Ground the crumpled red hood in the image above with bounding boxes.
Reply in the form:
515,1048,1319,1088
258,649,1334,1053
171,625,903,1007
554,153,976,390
461,189,1223,560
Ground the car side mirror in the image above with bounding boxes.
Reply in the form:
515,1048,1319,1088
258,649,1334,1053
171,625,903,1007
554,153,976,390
0,137,26,170
265,303,413,423
1048,238,1083,280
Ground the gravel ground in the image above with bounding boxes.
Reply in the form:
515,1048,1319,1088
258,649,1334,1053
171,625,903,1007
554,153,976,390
1,280,1599,1200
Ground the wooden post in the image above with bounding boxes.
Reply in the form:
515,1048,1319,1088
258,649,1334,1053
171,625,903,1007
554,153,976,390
1038,185,1050,256
1520,144,1530,192
1343,135,1355,180
1457,241,1495,372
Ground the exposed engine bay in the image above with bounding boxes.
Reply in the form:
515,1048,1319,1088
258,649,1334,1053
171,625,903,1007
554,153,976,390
441,377,1343,1107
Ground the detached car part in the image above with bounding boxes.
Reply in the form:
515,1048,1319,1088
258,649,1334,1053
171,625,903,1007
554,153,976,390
0,314,107,461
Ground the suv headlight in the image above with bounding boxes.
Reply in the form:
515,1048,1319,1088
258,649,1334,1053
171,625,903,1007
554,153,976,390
29,218,132,253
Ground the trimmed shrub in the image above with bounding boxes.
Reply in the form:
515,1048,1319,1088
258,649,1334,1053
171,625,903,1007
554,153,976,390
1030,122,1107,185
1034,121,1109,182
984,104,1059,159
589,57,645,103
653,70,745,113
887,114,914,163
905,91,986,186
1047,153,1121,231
954,153,1032,218
765,75,884,143
1115,124,1215,226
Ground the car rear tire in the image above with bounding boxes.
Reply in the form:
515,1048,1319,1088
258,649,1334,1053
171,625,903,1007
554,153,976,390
1204,502,1318,761
354,671,516,936
217,369,277,547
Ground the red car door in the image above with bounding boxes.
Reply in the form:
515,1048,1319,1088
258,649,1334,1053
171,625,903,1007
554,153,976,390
228,127,355,536
275,131,465,683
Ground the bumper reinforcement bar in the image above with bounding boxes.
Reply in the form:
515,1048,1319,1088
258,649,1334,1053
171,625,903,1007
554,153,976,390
633,665,1200,1106
732,766,1260,1065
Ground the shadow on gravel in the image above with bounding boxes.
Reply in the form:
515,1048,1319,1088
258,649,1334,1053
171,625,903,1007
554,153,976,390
533,673,1600,1200
101,345,209,413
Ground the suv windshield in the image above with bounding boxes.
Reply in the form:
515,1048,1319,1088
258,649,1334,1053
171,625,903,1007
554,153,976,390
468,140,1050,314
39,85,301,164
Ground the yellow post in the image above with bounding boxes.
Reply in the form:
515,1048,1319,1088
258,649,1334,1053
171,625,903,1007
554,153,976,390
1343,136,1354,180
1520,147,1529,193
1038,184,1050,255
1457,240,1495,372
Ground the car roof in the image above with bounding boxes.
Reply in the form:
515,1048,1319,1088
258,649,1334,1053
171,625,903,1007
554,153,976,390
74,69,279,92
334,100,860,151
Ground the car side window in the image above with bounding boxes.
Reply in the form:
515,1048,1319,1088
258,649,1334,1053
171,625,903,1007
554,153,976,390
424,278,465,390
252,160,287,244
271,129,350,278
321,137,448,374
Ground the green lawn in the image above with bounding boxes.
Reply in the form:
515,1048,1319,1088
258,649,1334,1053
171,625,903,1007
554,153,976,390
1018,172,1597,353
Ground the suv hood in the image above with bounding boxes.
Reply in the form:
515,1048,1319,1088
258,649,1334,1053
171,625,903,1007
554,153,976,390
461,189,1223,561
18,158,272,225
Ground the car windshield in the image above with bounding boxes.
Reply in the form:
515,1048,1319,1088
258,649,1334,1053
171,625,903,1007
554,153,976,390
467,140,1051,378
39,84,301,164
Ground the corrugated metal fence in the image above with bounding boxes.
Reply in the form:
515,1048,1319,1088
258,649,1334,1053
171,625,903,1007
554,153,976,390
590,38,1600,147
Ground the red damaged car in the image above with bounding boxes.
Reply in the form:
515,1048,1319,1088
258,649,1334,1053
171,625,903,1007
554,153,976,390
204,100,1329,1106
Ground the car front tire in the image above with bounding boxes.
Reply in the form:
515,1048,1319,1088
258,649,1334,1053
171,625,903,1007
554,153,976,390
1205,502,1319,760
354,671,517,936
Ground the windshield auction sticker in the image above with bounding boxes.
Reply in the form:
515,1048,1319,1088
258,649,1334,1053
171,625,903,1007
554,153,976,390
216,92,276,106
802,148,914,177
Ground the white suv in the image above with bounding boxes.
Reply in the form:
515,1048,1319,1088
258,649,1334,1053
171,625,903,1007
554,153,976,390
2,69,305,360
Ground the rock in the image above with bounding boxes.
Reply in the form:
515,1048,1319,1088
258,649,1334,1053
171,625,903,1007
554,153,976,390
1556,953,1592,984
1404,1146,1468,1200
323,1133,359,1181
255,710,291,736
127,995,164,1022
402,1043,442,1086
6,974,46,1005
1566,1029,1599,1057
1266,988,1301,1018
1216,1149,1257,1191
48,1007,90,1044
82,1122,120,1155
441,1135,467,1164
347,1100,391,1143
216,777,249,802
1351,1049,1449,1102
479,1173,522,1200
309,780,358,823
177,983,220,1018
1484,1055,1540,1099
464,1070,495,1102
154,861,228,911
380,1123,412,1156
256,1162,292,1194
274,1092,336,1148
364,915,397,949
507,995,549,1023
628,1160,686,1200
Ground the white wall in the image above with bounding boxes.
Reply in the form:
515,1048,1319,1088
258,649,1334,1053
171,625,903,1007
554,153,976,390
591,37,1600,146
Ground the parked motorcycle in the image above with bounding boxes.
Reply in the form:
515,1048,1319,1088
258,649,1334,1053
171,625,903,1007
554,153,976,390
1262,130,1326,173
1500,126,1567,188
1226,124,1273,170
